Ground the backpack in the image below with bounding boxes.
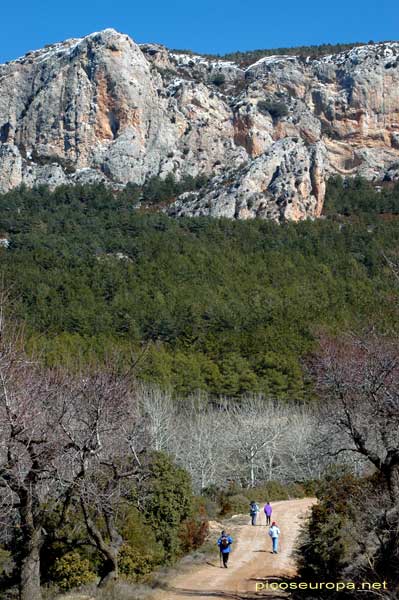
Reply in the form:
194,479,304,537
250,503,258,515
220,535,229,549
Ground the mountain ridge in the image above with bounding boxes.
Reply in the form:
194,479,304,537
1,29,399,221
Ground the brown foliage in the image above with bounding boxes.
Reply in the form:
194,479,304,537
314,332,399,503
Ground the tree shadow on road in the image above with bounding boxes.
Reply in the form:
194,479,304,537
161,585,288,599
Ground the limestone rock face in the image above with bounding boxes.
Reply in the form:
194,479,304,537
0,145,23,193
0,29,175,186
168,138,326,222
1,31,399,220
244,45,399,175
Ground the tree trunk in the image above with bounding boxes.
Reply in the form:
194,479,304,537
20,534,42,600
99,551,119,587
250,451,255,487
18,488,43,600
387,464,399,505
81,498,122,588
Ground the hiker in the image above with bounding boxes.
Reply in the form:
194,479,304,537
264,501,272,525
269,521,281,554
217,530,233,568
249,500,260,526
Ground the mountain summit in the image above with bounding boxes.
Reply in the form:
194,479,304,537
1,29,399,221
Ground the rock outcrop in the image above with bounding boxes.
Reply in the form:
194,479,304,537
0,30,399,220
169,138,326,222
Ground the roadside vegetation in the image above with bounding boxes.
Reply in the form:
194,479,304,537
294,331,399,598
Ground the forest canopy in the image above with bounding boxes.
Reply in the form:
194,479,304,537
172,41,371,68
0,177,398,399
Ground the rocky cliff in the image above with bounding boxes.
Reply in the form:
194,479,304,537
1,29,399,221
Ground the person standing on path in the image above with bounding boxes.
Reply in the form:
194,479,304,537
269,521,281,554
250,501,260,526
217,530,233,568
264,501,272,525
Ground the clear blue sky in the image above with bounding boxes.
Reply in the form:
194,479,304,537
1,0,398,63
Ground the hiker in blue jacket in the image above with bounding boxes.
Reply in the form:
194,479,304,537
250,500,260,525
217,530,233,568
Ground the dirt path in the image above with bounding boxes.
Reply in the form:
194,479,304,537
154,498,315,600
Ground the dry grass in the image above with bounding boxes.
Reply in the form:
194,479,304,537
51,581,158,600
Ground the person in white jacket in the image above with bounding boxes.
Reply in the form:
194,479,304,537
269,521,281,554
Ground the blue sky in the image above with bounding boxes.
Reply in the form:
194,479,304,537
1,0,398,63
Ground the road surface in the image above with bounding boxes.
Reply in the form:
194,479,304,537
153,497,315,600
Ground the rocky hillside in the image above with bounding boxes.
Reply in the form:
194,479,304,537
1,29,399,221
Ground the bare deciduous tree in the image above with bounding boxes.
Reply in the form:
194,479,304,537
60,369,148,587
225,396,287,487
172,398,226,492
281,405,327,482
0,308,150,596
138,385,176,452
0,322,75,600
315,333,399,504
166,393,323,492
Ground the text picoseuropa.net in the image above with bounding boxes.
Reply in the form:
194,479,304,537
255,581,389,592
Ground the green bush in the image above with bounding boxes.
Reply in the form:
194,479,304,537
118,545,155,581
210,73,226,86
296,472,366,581
194,495,218,520
142,173,209,205
142,452,193,560
50,550,96,591
40,500,100,587
173,42,366,68
0,548,13,578
257,99,288,120
323,175,399,216
219,42,365,68
252,481,306,501
121,507,161,553
219,493,249,516
216,481,307,516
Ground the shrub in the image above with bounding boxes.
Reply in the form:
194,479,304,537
118,545,155,581
179,518,209,553
296,472,367,582
142,452,193,560
121,508,158,547
257,99,288,120
210,73,226,87
179,504,209,553
142,173,209,205
120,506,164,567
50,550,96,591
323,175,399,216
215,481,307,516
252,481,306,501
0,548,14,578
219,493,249,516
194,494,218,519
